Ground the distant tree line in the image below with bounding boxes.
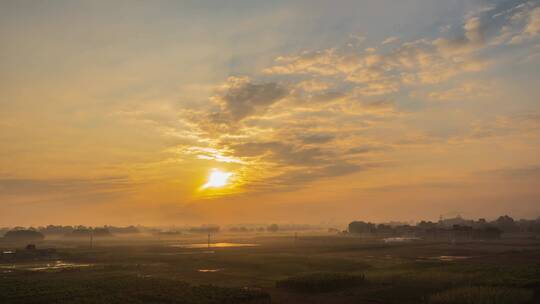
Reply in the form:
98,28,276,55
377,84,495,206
2,230,45,242
188,225,220,234
348,215,540,240
0,225,142,237
0,222,296,240
0,225,144,241
227,223,322,233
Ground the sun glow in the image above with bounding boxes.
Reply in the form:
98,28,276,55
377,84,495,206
201,169,233,189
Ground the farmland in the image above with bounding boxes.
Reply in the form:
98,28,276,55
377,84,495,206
1,233,539,303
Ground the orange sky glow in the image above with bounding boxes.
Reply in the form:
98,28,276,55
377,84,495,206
1,0,540,226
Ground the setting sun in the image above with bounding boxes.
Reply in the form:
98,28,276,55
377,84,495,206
201,169,233,189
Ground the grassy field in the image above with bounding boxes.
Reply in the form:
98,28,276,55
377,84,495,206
1,233,539,303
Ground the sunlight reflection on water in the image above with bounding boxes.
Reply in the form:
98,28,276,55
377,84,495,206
383,237,421,243
436,255,471,261
170,242,259,248
198,268,223,273
0,260,93,271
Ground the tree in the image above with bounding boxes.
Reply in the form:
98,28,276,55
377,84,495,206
189,225,220,234
267,224,279,232
417,221,437,230
494,215,517,232
348,221,376,234
3,230,45,242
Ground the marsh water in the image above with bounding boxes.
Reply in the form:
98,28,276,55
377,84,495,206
0,260,93,271
169,242,260,248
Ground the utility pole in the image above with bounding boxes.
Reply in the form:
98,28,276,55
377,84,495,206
90,230,94,249
207,233,210,249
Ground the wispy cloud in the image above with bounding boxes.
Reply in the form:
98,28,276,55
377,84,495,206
0,176,136,204
150,0,540,194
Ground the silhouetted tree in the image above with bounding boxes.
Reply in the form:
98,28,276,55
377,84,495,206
417,221,437,229
189,225,220,234
267,224,279,232
106,225,139,234
3,230,45,242
348,221,376,234
494,215,517,232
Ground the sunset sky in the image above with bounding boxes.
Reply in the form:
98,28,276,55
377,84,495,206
1,0,540,226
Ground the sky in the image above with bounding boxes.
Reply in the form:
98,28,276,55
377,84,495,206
1,0,540,226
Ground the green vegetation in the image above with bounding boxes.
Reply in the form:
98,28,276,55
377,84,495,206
0,272,270,304
1,234,539,303
429,286,534,304
276,272,365,292
3,230,45,242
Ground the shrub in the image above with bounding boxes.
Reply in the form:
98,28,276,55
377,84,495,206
0,275,271,304
191,285,270,303
3,230,45,242
276,272,365,292
429,286,533,304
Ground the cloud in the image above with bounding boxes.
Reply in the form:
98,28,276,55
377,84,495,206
213,77,288,122
467,112,540,139
382,36,399,45
298,133,335,144
264,32,489,95
0,176,135,204
509,5,540,43
262,49,341,75
248,160,374,192
295,79,330,92
364,180,469,193
230,141,326,166
464,16,484,43
263,0,540,95
477,164,540,180
432,8,492,56
171,0,540,194
418,82,493,102
347,145,388,155
525,6,540,35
